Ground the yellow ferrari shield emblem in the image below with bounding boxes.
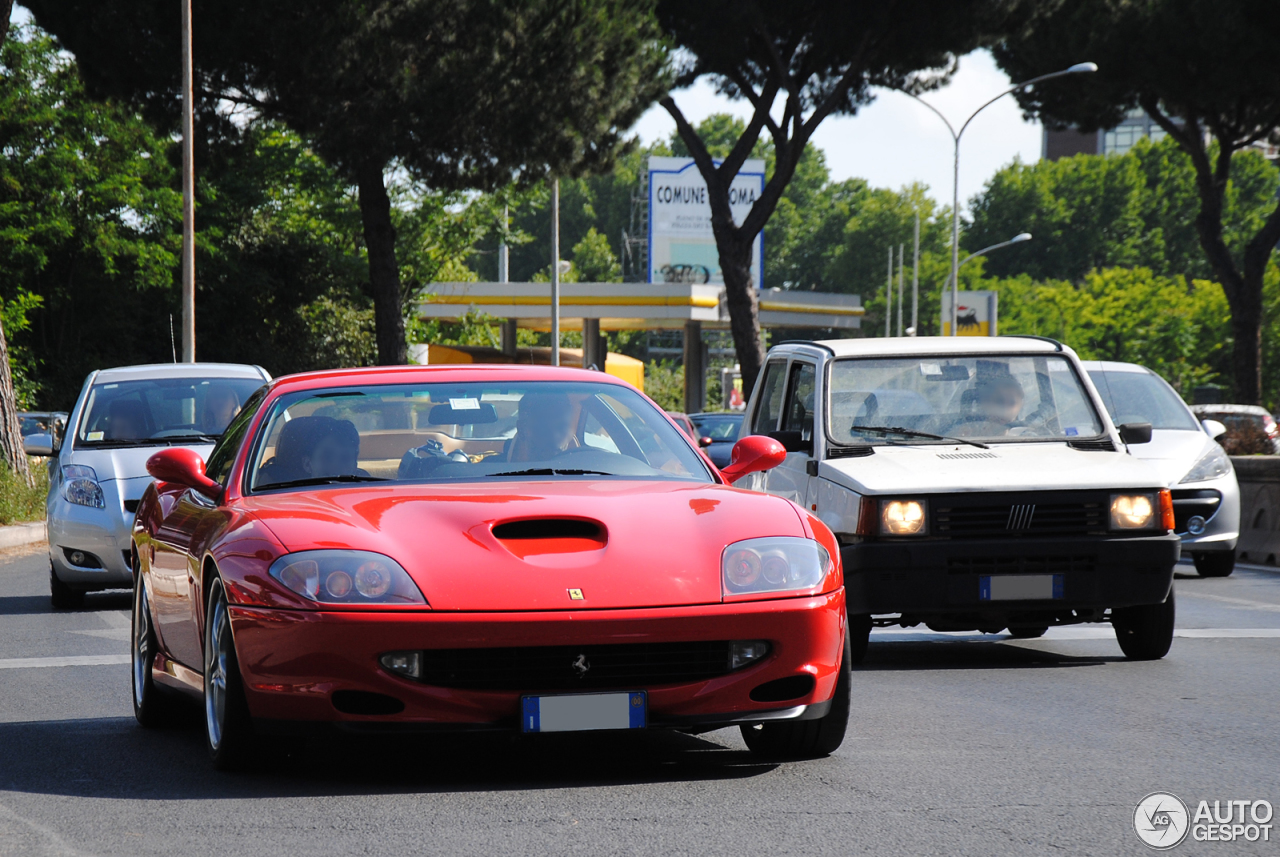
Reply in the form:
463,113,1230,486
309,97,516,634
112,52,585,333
567,588,584,601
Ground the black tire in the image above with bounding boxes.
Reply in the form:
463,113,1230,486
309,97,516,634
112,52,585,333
49,564,84,610
204,577,254,770
1007,625,1049,639
740,631,852,760
847,613,872,664
1112,589,1176,660
132,571,177,727
1192,552,1235,578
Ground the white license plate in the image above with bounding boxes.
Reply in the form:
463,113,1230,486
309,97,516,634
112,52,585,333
980,574,1064,601
520,691,647,733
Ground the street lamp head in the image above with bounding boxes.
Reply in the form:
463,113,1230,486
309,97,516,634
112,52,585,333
1011,232,1032,244
1067,62,1098,74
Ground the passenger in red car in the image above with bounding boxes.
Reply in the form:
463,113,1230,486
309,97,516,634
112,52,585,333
506,393,577,461
259,416,362,484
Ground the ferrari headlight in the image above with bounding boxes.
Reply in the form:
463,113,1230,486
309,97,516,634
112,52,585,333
722,537,830,601
881,499,927,535
1180,444,1233,484
1110,493,1157,530
269,551,427,605
61,465,105,509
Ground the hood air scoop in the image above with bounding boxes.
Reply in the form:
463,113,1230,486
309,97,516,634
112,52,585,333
492,518,608,560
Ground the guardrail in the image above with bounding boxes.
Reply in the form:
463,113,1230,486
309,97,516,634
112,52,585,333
1233,456,1280,564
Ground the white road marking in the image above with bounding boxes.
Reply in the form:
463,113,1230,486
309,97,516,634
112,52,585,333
0,655,130,670
871,627,1280,643
1176,590,1280,612
69,628,131,641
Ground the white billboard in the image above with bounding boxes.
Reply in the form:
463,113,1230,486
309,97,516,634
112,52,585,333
648,156,765,287
941,290,999,336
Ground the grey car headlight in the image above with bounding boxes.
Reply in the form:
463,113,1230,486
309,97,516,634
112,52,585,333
1180,444,1233,484
61,465,105,509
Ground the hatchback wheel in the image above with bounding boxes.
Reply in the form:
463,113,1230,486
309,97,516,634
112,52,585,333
1112,589,1175,660
1192,551,1235,578
204,577,254,770
49,564,84,610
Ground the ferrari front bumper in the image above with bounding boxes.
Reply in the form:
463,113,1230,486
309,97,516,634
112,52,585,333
228,589,846,731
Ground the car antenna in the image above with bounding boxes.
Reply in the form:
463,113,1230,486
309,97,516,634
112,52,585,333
169,314,177,362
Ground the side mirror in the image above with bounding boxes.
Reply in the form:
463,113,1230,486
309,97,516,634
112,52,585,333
1202,419,1228,441
699,436,714,448
768,429,812,455
23,433,53,456
1118,422,1153,445
52,416,66,453
720,435,787,483
146,447,221,499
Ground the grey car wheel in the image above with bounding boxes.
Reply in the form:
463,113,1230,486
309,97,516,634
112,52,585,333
132,571,174,726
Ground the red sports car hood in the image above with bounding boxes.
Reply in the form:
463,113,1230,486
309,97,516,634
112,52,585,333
240,480,806,611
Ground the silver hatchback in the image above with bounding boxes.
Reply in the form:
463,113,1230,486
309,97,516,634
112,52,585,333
1084,361,1240,577
39,363,270,608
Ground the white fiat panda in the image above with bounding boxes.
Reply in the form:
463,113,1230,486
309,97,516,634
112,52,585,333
738,336,1181,661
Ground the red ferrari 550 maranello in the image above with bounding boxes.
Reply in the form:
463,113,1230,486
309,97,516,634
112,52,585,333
131,364,849,768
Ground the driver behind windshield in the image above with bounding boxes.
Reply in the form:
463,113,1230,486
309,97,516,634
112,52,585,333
506,393,576,462
106,399,148,441
258,416,364,485
953,373,1025,437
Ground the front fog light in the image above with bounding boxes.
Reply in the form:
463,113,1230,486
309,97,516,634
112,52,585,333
1187,515,1206,535
881,499,926,535
380,651,421,679
729,640,771,670
1111,493,1156,530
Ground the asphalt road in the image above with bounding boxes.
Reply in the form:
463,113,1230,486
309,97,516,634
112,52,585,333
2,543,1278,856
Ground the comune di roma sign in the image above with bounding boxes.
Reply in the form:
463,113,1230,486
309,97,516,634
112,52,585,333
648,156,765,287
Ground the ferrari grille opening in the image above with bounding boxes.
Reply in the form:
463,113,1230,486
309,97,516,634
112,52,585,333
331,690,405,716
749,675,816,703
492,518,603,541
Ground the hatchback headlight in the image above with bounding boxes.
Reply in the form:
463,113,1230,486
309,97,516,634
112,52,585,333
722,537,830,601
881,499,927,535
269,551,427,605
62,465,105,509
1110,493,1159,530
1180,444,1233,484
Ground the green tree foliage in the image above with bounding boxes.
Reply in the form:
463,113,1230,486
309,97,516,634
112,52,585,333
655,0,1024,396
0,27,180,405
967,138,1280,284
25,0,672,367
571,228,622,283
993,0,1280,403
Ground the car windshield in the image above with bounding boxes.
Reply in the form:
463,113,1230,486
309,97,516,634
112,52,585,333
1088,370,1200,431
690,414,743,441
249,380,711,490
827,354,1105,444
77,377,265,447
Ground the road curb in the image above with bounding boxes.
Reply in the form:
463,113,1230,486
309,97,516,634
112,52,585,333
0,521,45,550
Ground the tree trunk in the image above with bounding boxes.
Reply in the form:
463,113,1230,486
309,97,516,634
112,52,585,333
0,319,33,487
356,162,407,366
714,232,766,398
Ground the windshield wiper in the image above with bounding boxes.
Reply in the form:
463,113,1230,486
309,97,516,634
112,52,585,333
488,468,615,477
261,474,390,489
153,433,221,444
850,425,990,450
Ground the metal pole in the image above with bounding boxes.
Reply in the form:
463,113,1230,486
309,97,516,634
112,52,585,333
885,247,893,338
497,204,509,283
550,178,560,367
897,244,905,337
950,140,960,337
911,212,920,336
180,0,195,362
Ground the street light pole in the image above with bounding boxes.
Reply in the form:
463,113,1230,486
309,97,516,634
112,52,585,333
551,177,560,367
180,0,195,362
893,62,1096,335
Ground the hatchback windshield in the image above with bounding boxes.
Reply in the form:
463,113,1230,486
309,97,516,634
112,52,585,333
827,354,1104,444
1087,369,1199,431
77,378,265,447
249,380,711,490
